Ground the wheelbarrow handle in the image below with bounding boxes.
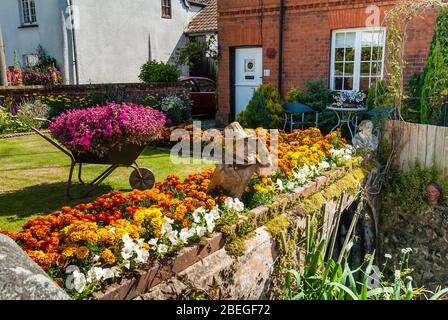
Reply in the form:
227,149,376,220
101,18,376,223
31,126,75,162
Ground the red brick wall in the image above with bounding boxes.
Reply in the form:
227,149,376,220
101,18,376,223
217,0,436,126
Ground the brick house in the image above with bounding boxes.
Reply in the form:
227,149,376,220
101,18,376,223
216,0,437,126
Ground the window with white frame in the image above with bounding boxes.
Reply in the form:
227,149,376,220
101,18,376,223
19,0,37,25
330,28,386,91
161,0,172,19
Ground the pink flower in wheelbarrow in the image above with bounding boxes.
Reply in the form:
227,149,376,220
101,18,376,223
49,103,166,157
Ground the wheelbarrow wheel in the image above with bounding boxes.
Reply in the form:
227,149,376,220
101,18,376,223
129,168,155,190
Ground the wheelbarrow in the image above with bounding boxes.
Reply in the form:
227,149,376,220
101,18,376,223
31,119,156,199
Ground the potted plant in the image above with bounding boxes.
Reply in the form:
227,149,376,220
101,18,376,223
332,91,367,108
49,103,166,165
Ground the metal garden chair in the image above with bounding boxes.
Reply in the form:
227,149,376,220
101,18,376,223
282,102,319,132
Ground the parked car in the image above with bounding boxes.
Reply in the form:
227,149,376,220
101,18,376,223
179,76,217,118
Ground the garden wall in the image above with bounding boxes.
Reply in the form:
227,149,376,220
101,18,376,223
93,165,367,300
0,82,189,107
383,120,448,176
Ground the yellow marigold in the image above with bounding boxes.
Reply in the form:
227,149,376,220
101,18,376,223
101,249,116,265
85,231,99,243
254,184,262,191
98,228,116,244
61,245,78,258
75,246,90,260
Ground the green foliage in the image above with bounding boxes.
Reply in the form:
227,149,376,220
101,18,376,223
139,60,180,83
285,86,304,103
175,35,218,68
365,80,390,110
402,73,424,123
382,163,448,215
284,237,448,300
0,100,49,134
236,83,283,129
35,45,59,69
420,8,448,124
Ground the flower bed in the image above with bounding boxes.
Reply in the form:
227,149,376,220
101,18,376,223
1,127,355,299
49,103,166,157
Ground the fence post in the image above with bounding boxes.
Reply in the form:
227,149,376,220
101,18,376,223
0,25,7,86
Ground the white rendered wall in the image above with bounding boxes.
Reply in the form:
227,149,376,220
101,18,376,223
73,0,200,84
0,0,65,69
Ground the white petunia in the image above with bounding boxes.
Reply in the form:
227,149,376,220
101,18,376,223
233,198,245,213
148,238,158,246
179,228,192,244
157,244,168,254
65,265,80,274
209,207,220,220
195,226,206,237
276,179,284,191
168,230,180,245
72,270,87,293
207,222,215,233
161,221,173,236
193,207,205,223
86,267,105,283
135,248,150,264
384,253,392,259
121,246,134,261
102,268,115,281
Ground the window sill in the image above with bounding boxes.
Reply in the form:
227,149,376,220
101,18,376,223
18,24,39,29
161,16,172,19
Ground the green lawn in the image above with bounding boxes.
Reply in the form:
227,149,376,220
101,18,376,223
0,135,213,232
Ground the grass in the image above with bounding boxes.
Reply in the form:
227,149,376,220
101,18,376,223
0,134,213,232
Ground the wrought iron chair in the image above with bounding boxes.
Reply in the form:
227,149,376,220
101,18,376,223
283,102,319,132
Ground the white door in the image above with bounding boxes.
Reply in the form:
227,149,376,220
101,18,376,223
234,47,263,117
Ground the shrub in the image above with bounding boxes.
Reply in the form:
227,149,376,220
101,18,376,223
420,8,448,125
138,60,180,83
236,83,283,129
158,95,191,125
286,80,335,133
49,103,166,157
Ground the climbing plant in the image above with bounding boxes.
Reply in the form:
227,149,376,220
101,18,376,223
385,0,446,119
420,7,448,124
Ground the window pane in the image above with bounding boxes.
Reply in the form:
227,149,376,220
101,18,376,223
334,63,344,76
360,77,370,91
344,63,354,76
372,46,383,61
362,31,373,47
361,62,371,77
334,77,343,90
343,77,353,91
345,32,356,48
197,79,216,92
361,47,372,61
335,33,346,48
345,48,355,61
335,48,344,62
371,62,382,76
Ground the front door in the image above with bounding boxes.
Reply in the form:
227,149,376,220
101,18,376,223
234,47,263,118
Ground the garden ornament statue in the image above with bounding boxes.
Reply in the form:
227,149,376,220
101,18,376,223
208,122,275,198
425,182,448,227
352,120,379,152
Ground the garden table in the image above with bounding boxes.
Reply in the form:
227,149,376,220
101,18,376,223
326,105,368,140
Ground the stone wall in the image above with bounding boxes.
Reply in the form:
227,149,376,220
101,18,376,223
0,234,70,300
0,82,189,107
